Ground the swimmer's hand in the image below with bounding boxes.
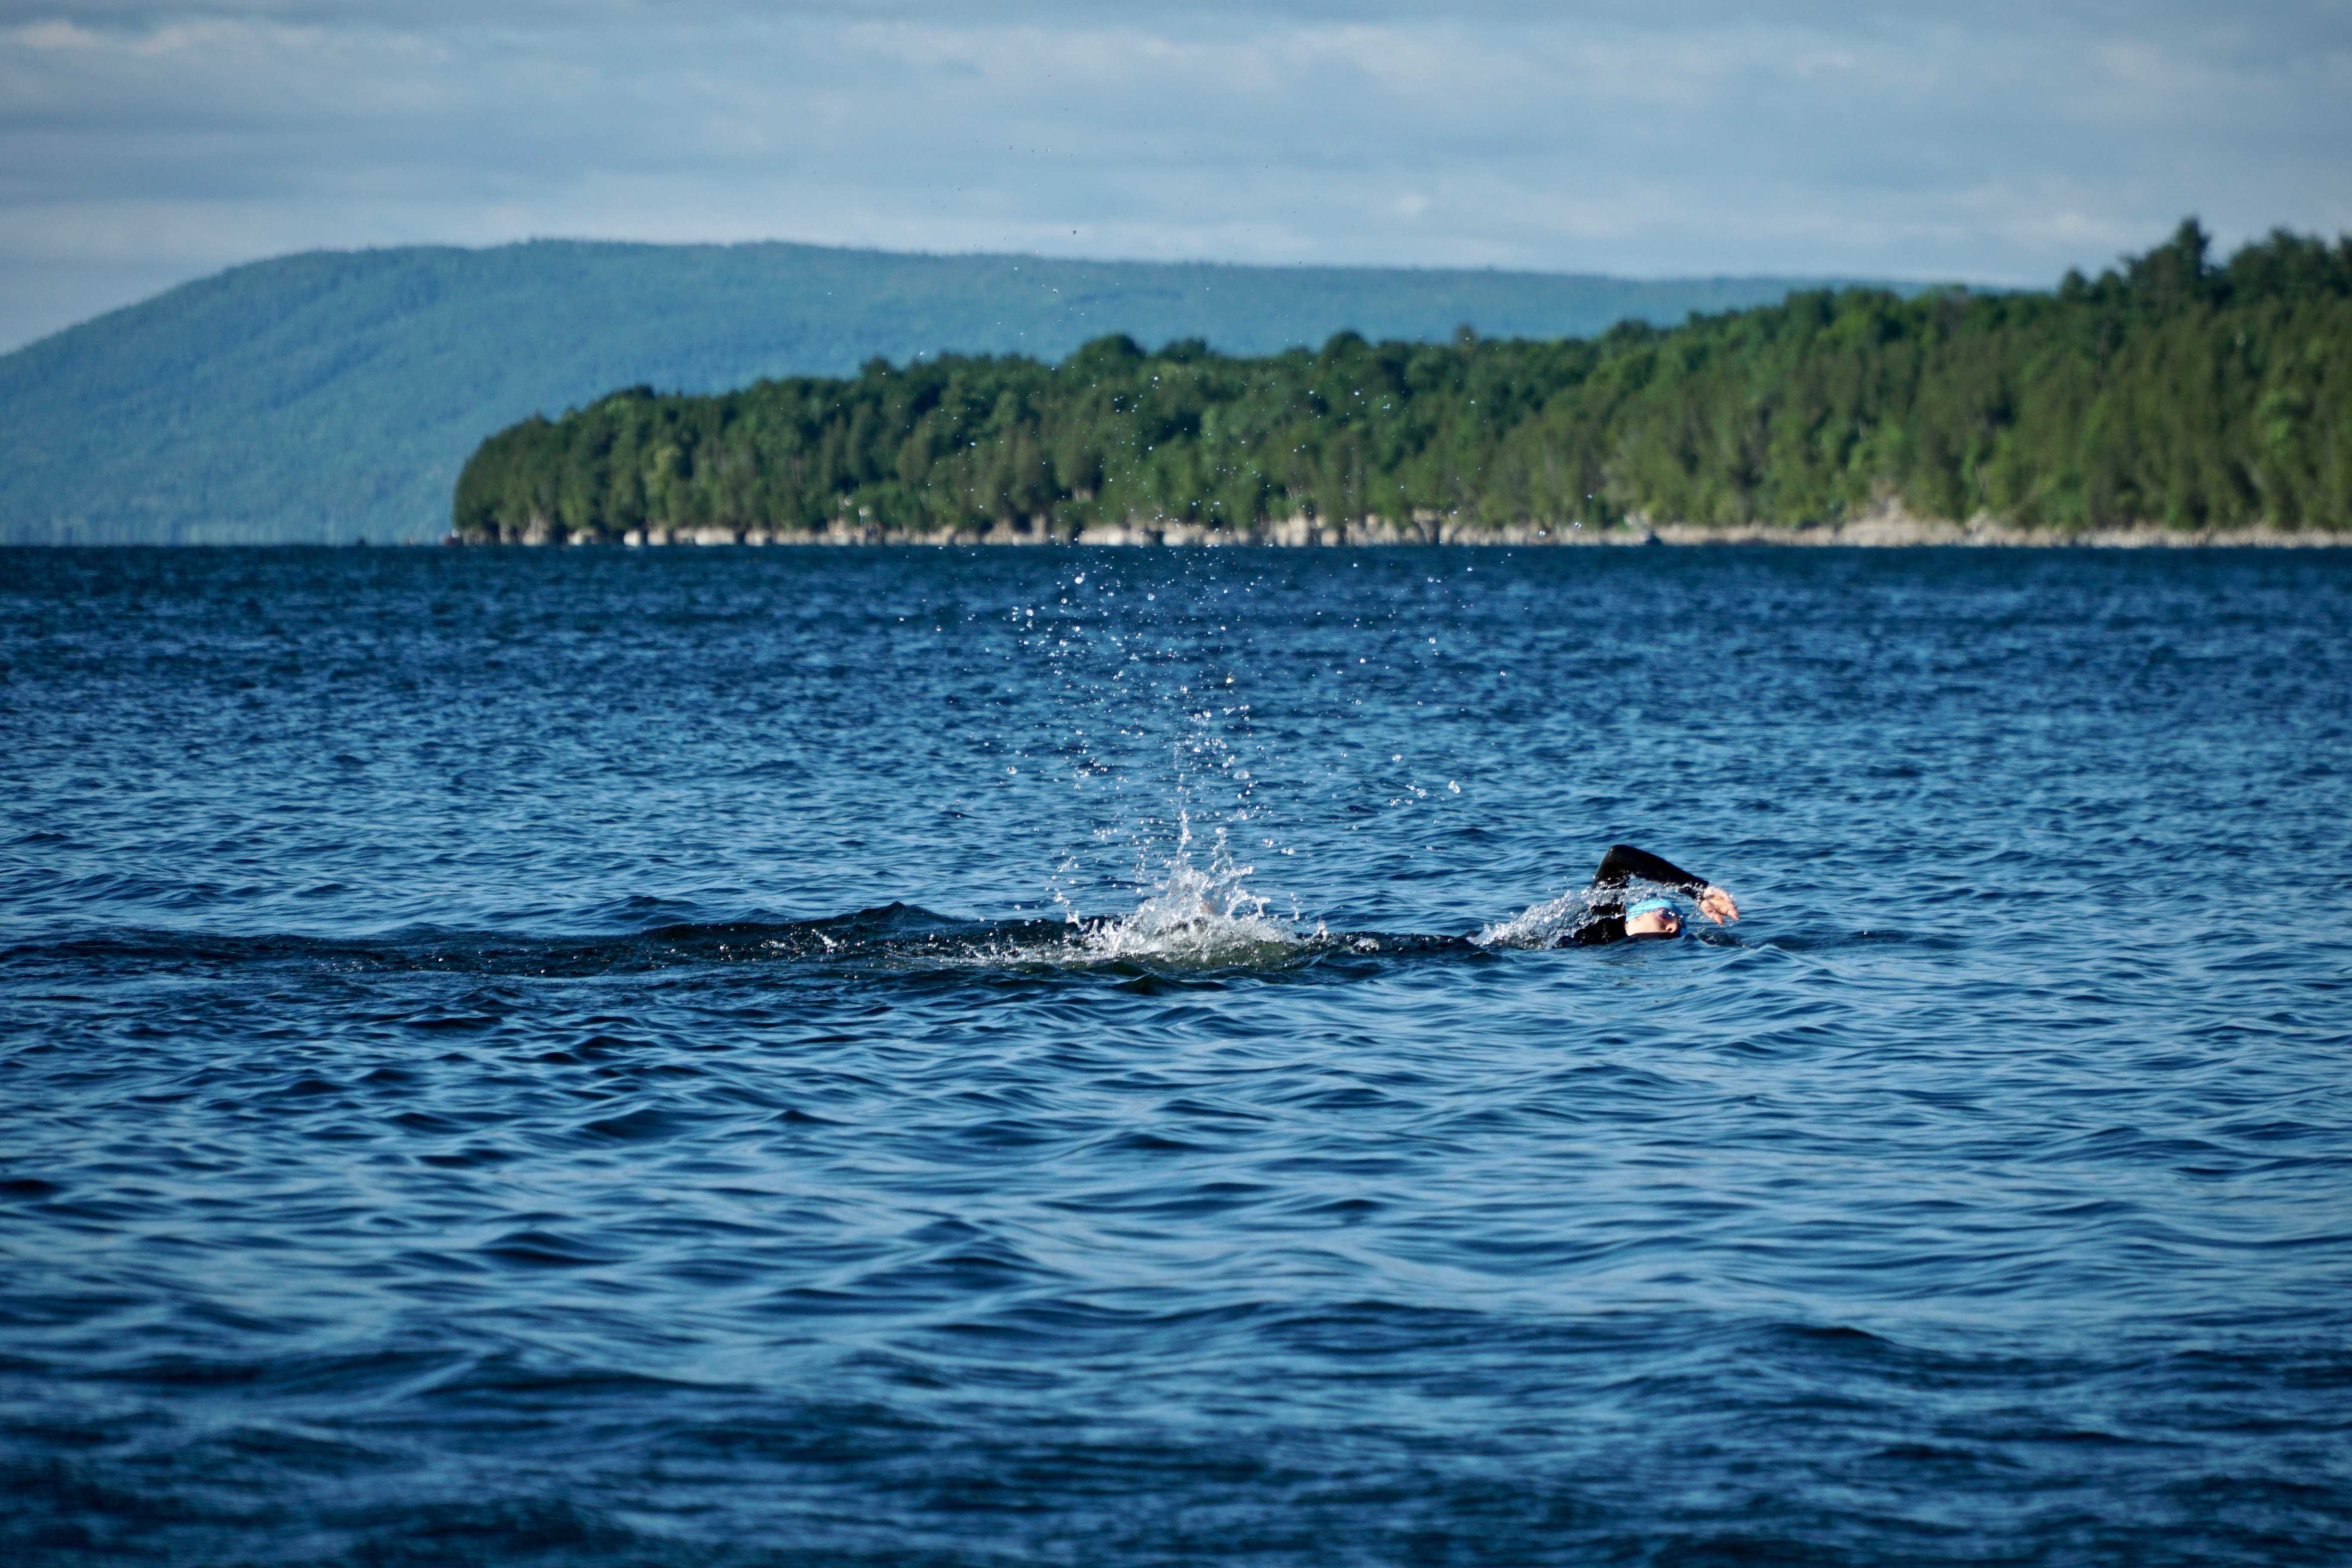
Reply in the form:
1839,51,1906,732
1697,886,1740,924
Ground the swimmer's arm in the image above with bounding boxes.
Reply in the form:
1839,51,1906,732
1594,844,1740,924
1593,844,1707,892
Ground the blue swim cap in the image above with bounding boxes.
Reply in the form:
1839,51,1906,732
1625,897,1676,919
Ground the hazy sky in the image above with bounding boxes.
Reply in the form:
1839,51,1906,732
3,0,2348,349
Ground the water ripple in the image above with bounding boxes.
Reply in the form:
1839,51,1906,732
3,546,2350,1564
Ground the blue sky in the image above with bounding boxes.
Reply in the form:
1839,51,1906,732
3,0,2348,349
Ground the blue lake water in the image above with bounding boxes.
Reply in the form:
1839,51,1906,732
3,544,2349,1565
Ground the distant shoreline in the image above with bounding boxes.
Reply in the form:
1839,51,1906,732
476,511,2351,550
456,228,2352,553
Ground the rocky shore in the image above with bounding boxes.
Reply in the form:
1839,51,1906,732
484,506,2347,549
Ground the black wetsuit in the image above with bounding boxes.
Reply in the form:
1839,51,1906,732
1557,845,1713,946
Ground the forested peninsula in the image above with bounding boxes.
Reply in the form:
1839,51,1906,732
454,224,2352,546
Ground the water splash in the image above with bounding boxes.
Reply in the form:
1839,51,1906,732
1072,812,1302,964
1013,558,1298,941
1474,885,1602,948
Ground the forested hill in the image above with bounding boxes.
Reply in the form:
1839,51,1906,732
456,224,2352,545
0,241,1877,545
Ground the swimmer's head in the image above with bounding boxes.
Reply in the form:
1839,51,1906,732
1624,898,1682,938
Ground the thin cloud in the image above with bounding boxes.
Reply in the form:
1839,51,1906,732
3,0,2348,349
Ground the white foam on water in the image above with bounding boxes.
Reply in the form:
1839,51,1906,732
917,814,1304,972
1072,824,1301,965
1475,886,1601,949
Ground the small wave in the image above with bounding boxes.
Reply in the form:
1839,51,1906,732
1,850,1607,981
0,898,1311,982
0,898,1549,983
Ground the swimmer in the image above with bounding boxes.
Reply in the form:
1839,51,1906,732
1556,844,1740,946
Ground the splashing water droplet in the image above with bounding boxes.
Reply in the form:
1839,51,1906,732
1074,821,1295,965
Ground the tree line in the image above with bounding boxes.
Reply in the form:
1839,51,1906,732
453,223,2352,542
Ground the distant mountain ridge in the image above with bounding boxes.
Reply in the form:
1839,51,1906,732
0,240,1901,544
